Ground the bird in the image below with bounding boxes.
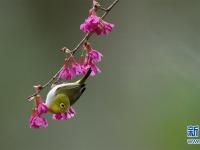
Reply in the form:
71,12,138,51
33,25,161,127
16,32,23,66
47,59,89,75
45,68,91,114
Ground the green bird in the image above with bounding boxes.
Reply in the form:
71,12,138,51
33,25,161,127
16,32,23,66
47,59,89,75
45,68,91,114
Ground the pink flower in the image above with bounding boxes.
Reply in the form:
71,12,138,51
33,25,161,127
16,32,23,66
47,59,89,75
81,64,90,75
52,107,76,120
62,107,76,120
71,58,82,75
80,55,90,75
37,103,48,114
35,95,48,114
59,60,74,80
52,113,62,120
101,21,114,35
84,42,103,63
29,110,48,128
79,48,101,76
89,61,101,76
80,14,114,36
88,49,102,63
61,112,73,120
69,107,76,114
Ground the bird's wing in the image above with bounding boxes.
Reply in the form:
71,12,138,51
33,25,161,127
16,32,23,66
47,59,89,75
56,83,85,105
56,83,80,95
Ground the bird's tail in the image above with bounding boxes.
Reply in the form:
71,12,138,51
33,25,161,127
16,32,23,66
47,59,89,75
77,68,92,85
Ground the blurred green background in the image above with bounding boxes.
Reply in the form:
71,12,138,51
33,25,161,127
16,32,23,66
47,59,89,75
0,0,200,150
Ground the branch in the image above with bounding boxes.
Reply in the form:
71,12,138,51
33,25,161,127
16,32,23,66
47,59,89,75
27,0,119,100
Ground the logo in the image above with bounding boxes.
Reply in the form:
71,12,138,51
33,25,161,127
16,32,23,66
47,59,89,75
187,125,200,144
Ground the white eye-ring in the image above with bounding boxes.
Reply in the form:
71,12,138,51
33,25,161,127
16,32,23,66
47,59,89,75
60,103,65,108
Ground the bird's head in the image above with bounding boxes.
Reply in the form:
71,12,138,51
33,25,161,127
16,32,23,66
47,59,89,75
48,94,70,114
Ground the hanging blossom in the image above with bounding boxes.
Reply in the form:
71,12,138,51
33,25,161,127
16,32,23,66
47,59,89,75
29,95,49,128
71,57,83,76
60,47,83,78
81,42,102,76
59,42,103,78
85,42,103,63
84,42,103,76
29,109,48,128
80,55,90,75
88,60,101,76
35,95,48,113
52,107,76,120
59,59,74,80
80,2,114,36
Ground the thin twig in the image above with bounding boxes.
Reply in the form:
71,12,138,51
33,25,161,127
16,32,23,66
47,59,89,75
27,0,119,100
98,6,108,12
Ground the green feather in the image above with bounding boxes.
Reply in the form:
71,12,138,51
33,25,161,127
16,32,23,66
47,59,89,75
55,68,91,105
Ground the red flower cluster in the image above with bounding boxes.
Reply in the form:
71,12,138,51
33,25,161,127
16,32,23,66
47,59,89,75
59,42,103,80
80,0,114,36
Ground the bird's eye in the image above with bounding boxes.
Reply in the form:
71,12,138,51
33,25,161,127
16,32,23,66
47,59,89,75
60,103,65,108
